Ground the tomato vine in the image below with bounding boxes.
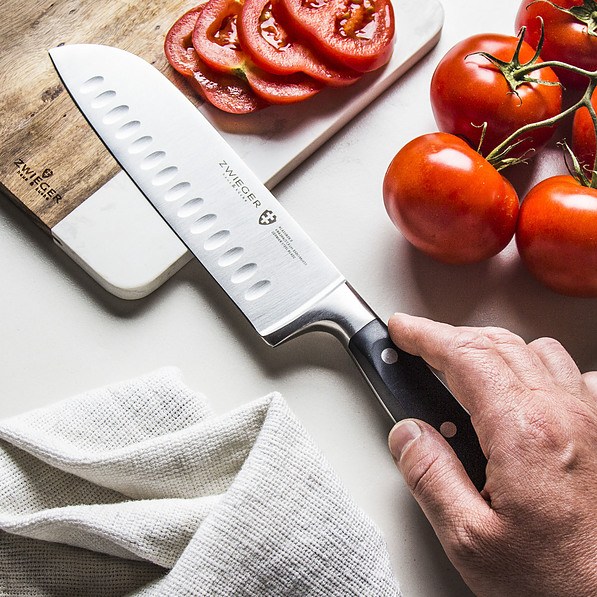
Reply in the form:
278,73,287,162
485,51,597,184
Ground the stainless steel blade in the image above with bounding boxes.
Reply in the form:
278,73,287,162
49,44,345,341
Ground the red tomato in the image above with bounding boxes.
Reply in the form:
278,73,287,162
274,0,395,73
515,0,597,88
192,0,322,103
237,0,361,85
572,90,597,172
430,34,562,157
516,175,597,297
164,5,266,114
383,133,520,264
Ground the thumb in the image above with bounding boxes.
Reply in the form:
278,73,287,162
389,419,491,543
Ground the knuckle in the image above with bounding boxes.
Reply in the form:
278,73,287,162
450,329,494,357
529,336,569,365
517,404,570,453
481,326,525,347
530,336,564,354
403,451,442,496
449,326,525,361
530,336,584,393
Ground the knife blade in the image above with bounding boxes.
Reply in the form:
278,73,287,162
49,43,486,490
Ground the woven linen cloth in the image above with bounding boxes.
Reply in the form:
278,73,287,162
0,367,399,596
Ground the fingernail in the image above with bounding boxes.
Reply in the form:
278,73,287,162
388,420,421,461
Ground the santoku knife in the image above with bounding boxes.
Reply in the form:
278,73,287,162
50,44,486,489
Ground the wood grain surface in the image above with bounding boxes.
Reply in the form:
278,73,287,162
1,0,201,231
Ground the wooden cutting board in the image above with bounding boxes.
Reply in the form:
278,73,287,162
1,0,204,232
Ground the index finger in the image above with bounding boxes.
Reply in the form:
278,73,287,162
388,313,529,437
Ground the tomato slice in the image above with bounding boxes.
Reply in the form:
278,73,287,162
187,63,268,113
165,7,206,76
243,68,322,102
274,0,395,73
192,0,245,72
192,0,322,103
164,5,266,113
238,0,361,85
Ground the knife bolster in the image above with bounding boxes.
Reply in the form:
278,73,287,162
262,281,376,347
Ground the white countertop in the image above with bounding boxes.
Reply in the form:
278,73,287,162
2,0,597,594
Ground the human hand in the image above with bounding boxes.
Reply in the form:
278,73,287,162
387,313,597,597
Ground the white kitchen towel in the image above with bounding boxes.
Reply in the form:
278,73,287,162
0,367,399,596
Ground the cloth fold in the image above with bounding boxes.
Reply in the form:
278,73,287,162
0,368,399,596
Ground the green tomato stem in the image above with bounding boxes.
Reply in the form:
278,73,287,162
486,58,597,185
469,19,597,183
485,90,588,162
514,59,596,80
509,57,597,182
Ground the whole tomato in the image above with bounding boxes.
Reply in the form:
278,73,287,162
383,133,520,264
572,89,597,171
430,33,562,156
516,175,597,296
516,0,597,88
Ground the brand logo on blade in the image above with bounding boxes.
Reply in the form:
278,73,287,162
218,160,262,209
259,210,277,225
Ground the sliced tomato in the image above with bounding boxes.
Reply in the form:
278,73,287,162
187,63,268,113
237,0,361,85
164,5,265,113
244,66,322,102
274,0,395,73
192,0,322,103
192,0,245,72
165,7,206,76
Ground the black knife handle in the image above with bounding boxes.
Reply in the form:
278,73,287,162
348,318,486,491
